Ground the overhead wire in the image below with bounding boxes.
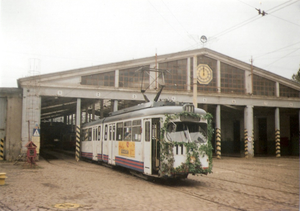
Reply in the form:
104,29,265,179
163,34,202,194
209,0,299,41
254,41,300,59
268,14,300,27
205,0,300,72
160,0,198,44
264,47,300,68
147,0,195,46
266,0,300,13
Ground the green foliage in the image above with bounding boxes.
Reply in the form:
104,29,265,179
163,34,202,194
159,111,214,177
292,68,300,83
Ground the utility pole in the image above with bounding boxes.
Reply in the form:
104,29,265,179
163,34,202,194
193,55,198,108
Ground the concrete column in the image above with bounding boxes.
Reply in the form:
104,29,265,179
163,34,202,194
113,100,118,112
275,107,281,158
100,100,104,119
85,106,88,123
216,60,221,93
21,88,41,153
75,98,81,161
193,55,198,108
71,114,74,127
216,105,221,159
92,103,95,121
244,105,254,158
115,69,119,88
299,110,300,145
275,82,280,97
187,57,191,91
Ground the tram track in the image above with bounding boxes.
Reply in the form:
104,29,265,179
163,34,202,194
161,177,299,210
199,175,298,195
0,201,13,211
214,166,299,188
189,177,298,209
152,178,247,211
169,187,247,211
157,179,247,211
217,158,299,171
38,151,299,210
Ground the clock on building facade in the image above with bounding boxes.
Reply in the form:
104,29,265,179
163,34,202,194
197,64,213,84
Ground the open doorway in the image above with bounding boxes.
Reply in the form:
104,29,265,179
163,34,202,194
257,118,268,155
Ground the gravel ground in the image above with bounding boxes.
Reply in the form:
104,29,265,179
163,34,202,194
0,151,299,211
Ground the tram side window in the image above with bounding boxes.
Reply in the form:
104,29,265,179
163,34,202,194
88,128,92,141
82,129,89,141
104,125,108,141
117,122,123,141
124,121,131,141
145,121,150,142
132,119,141,142
93,128,97,141
98,126,101,141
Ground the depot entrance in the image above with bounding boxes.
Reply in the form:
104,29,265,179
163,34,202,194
39,97,142,158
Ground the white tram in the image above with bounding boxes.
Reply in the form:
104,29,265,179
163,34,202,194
81,100,213,179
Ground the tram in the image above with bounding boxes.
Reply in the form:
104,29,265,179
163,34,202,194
80,100,213,179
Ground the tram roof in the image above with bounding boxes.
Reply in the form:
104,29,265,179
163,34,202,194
82,100,206,128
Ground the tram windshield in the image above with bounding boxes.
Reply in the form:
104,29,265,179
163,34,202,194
166,122,207,143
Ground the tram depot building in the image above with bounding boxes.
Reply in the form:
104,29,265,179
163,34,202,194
0,48,299,161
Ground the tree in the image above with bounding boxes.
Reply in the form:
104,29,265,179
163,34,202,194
292,68,300,83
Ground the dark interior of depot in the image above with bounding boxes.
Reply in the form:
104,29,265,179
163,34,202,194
39,97,299,159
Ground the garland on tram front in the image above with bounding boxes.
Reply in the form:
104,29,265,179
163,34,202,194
159,112,214,177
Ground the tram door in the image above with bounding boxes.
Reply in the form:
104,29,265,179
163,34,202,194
143,119,152,174
103,124,109,163
92,127,100,161
108,124,116,165
151,118,160,174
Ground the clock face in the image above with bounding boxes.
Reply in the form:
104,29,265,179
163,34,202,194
197,64,213,84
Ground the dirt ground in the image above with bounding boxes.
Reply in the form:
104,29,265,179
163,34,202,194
0,152,299,211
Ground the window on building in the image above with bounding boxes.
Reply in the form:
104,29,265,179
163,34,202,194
189,56,218,93
280,84,300,98
253,75,275,97
81,71,115,87
221,63,245,94
159,59,187,91
119,66,149,89
197,56,218,93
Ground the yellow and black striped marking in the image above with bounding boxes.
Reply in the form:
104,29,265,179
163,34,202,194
244,129,248,158
215,128,221,159
275,129,281,158
252,130,254,153
0,138,4,160
75,125,80,162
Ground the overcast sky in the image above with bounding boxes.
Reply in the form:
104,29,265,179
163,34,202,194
1,0,300,87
